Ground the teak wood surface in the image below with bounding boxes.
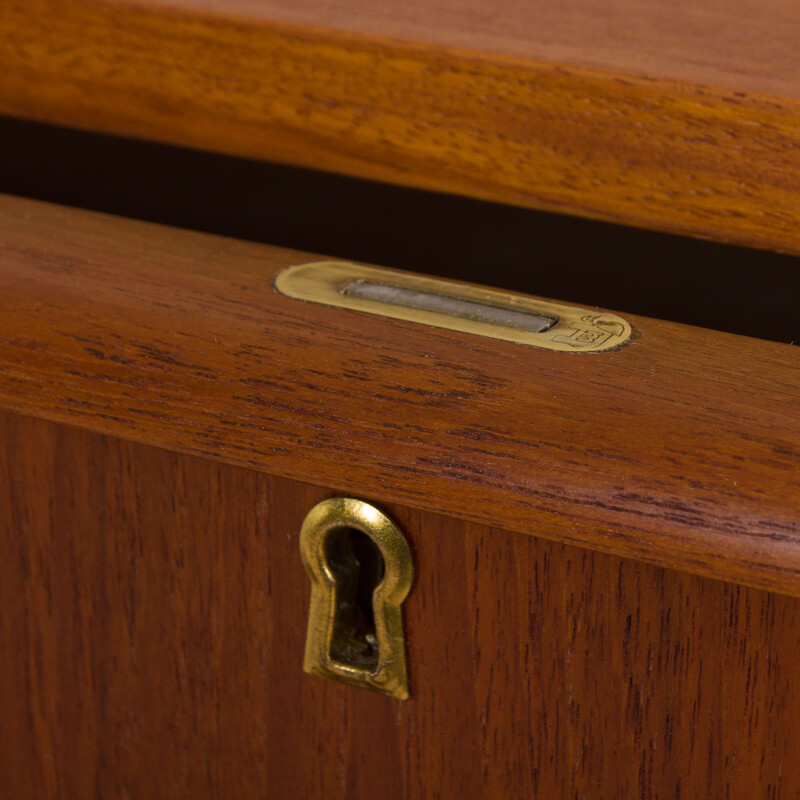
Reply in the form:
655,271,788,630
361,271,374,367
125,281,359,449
0,195,798,598
2,0,800,254
2,410,800,798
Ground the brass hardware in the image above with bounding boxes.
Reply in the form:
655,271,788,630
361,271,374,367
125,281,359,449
299,498,414,700
275,261,631,352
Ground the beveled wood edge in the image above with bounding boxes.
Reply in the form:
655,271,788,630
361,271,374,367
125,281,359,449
0,195,798,597
1,0,800,255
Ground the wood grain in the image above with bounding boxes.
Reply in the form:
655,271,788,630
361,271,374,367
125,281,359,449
159,0,800,99
0,195,798,597
2,409,800,798
1,0,800,254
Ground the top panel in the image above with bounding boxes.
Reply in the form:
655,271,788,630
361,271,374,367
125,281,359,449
1,0,800,255
163,0,800,99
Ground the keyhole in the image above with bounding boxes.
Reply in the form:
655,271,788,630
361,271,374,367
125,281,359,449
300,497,413,698
324,527,385,671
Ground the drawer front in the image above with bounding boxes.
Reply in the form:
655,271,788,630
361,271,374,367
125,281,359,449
3,409,799,799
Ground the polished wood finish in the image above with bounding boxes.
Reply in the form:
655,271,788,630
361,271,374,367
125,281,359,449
0,195,798,597
162,0,800,97
2,409,799,798
2,1,800,254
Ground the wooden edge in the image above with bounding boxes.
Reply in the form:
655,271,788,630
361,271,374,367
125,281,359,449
1,1,800,255
0,195,798,597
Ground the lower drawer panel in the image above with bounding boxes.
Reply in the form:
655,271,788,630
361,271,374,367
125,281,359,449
2,410,798,798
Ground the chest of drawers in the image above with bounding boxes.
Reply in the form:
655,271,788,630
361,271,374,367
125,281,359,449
1,2,799,797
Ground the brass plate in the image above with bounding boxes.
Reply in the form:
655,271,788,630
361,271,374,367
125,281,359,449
274,261,632,353
300,498,413,700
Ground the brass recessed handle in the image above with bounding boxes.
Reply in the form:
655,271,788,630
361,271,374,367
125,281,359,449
299,498,414,700
275,261,632,352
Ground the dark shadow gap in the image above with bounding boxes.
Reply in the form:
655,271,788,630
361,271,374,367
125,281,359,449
1,115,797,344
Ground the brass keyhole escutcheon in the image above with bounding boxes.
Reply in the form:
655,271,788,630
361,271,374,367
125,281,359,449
299,498,414,699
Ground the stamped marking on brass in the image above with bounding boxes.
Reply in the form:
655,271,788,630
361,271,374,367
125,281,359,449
299,497,414,700
275,261,632,352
